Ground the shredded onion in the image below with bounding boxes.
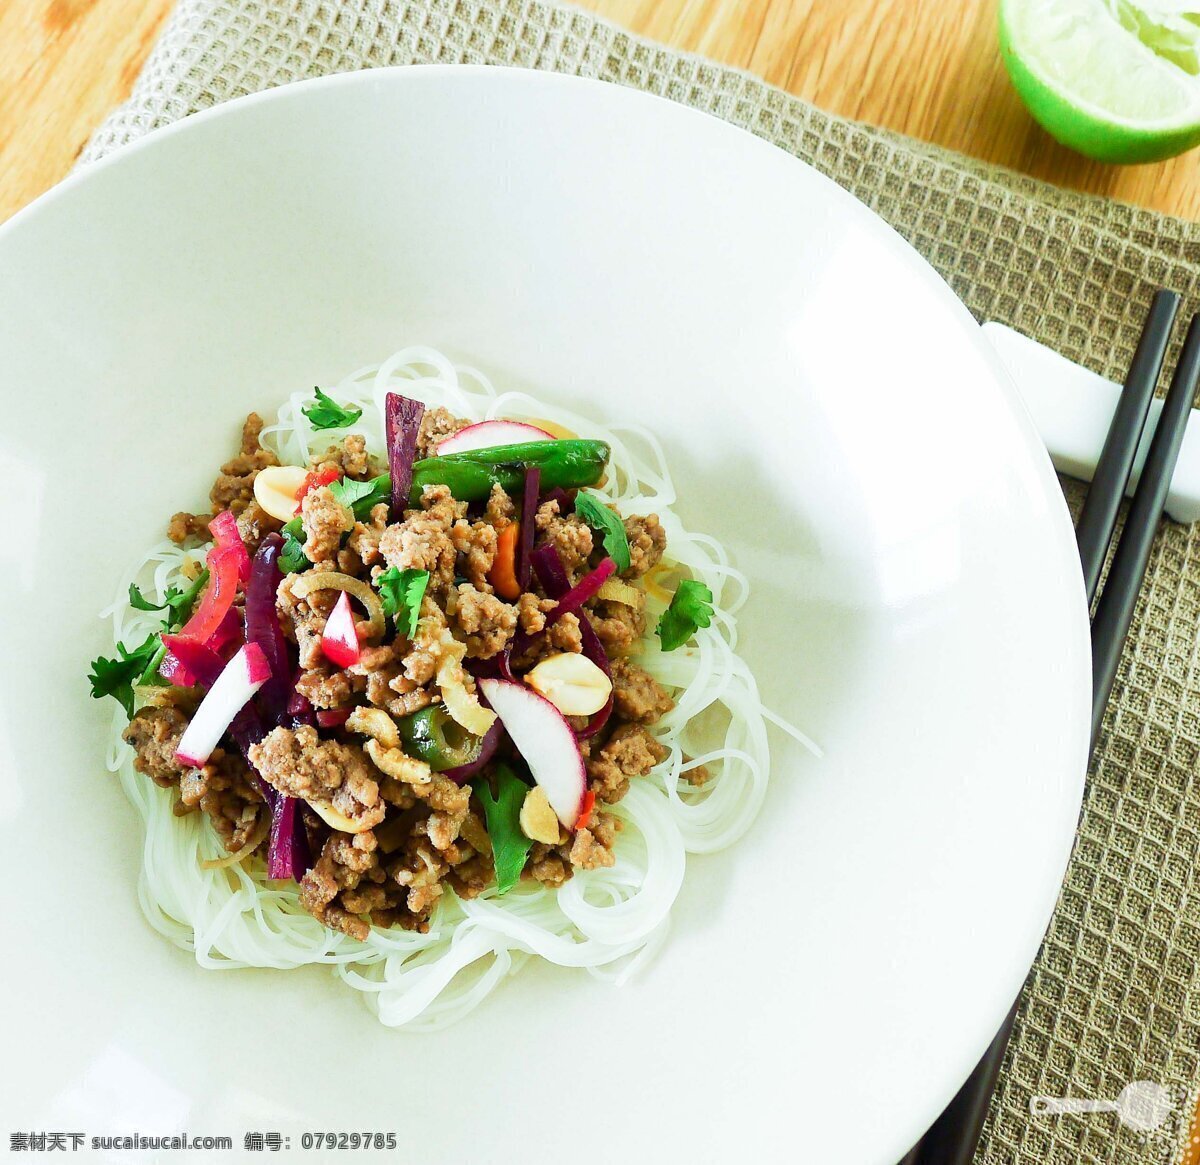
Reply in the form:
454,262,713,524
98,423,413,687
290,571,384,639
596,577,642,607
435,634,498,737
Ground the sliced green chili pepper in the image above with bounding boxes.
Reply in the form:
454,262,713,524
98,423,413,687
408,439,610,505
398,704,483,771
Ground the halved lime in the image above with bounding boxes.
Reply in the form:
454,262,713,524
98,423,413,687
999,0,1200,163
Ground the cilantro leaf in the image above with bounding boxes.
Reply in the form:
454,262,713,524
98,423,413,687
375,567,430,638
129,569,209,629
329,472,391,520
655,579,715,652
164,570,209,629
302,387,363,431
574,492,631,573
279,530,310,574
128,583,167,612
474,763,534,894
88,633,163,718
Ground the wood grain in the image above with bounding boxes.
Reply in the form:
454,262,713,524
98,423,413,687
3,0,1200,223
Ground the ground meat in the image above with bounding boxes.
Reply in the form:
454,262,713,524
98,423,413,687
123,706,189,787
294,666,353,710
300,830,391,940
235,500,282,556
549,613,584,653
586,723,668,803
348,643,435,717
336,545,369,578
511,610,584,669
450,519,498,591
167,511,213,545
379,485,462,590
610,658,674,725
516,592,554,634
348,503,389,568
413,774,471,851
388,834,451,922
314,434,376,480
300,484,353,564
589,597,646,656
527,844,570,888
400,596,450,684
484,483,516,530
535,499,593,573
249,724,385,831
623,513,667,578
569,812,621,869
452,584,517,658
447,850,495,900
180,749,265,852
682,761,711,787
278,570,338,669
210,413,279,516
417,407,468,458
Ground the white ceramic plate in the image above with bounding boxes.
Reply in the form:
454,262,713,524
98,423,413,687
0,67,1089,1163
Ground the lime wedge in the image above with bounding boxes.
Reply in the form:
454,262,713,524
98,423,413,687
999,0,1200,162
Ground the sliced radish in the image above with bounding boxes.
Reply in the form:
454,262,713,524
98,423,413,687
436,420,555,456
478,677,586,829
320,591,360,668
175,642,271,768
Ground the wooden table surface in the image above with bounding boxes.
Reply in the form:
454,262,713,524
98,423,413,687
3,0,1200,225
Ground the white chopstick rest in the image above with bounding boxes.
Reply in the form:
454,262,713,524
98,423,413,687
983,321,1200,524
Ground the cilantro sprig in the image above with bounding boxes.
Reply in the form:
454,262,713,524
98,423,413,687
655,579,715,652
302,387,363,431
329,472,391,520
474,763,534,894
88,635,164,718
128,569,209,630
279,517,310,574
89,569,211,717
574,492,631,573
376,567,430,638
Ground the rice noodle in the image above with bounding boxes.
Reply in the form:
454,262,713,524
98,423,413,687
104,347,812,1029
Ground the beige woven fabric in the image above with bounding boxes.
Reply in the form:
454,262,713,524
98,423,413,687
82,3,1200,1162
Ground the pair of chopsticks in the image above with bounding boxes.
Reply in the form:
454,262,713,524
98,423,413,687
900,290,1200,1165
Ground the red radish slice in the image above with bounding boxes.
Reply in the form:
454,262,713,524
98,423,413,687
175,643,271,768
436,420,555,456
320,591,360,668
478,677,586,829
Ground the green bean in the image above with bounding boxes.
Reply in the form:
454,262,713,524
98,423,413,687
408,439,610,505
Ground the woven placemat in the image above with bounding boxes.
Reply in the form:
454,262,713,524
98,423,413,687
81,3,1200,1162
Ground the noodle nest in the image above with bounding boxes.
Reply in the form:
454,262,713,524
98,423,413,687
102,347,785,1029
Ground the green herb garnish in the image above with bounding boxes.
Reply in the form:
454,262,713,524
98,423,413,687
279,529,310,575
376,567,430,638
329,472,392,520
474,763,534,894
302,387,363,431
128,569,209,630
574,491,631,573
655,579,715,652
88,633,164,719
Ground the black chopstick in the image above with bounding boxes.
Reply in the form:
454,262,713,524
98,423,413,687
1090,311,1200,742
900,299,1197,1165
1075,289,1180,606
